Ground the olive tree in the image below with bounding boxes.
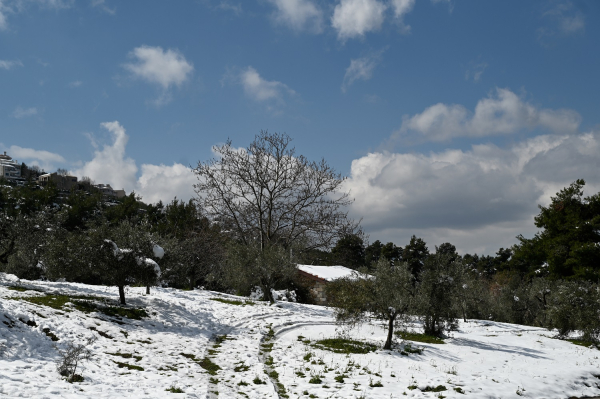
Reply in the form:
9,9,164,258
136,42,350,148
327,259,416,350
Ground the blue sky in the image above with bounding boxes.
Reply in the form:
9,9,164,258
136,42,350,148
1,0,599,254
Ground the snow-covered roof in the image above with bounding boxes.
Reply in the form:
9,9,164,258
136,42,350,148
297,264,365,282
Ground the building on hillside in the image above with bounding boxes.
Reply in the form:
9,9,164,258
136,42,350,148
297,264,368,306
38,172,78,191
94,184,126,199
0,152,24,184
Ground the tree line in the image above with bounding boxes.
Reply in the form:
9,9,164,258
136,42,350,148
1,132,599,346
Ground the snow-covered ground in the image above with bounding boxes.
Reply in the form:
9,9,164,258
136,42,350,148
1,273,599,399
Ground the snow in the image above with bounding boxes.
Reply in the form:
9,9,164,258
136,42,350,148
297,264,366,281
1,272,599,398
153,244,164,259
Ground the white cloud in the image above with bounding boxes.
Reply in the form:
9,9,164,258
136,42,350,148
341,51,383,92
390,0,414,32
538,1,585,45
137,163,196,205
68,80,82,88
90,0,115,15
0,59,23,69
465,62,487,82
72,121,138,192
12,106,37,119
217,1,242,15
331,0,387,41
0,144,66,171
345,131,600,254
395,88,581,142
124,46,193,89
238,66,295,103
0,7,7,31
72,121,195,204
267,0,323,33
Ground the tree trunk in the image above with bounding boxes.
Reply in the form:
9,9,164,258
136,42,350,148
118,285,126,305
263,285,275,304
383,314,396,350
146,285,150,295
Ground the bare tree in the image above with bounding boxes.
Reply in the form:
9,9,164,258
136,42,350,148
193,131,357,252
56,336,97,382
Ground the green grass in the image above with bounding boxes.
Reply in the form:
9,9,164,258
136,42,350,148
422,385,447,392
165,386,184,393
210,297,255,306
334,374,347,383
566,338,600,349
7,285,42,292
253,377,266,385
395,331,445,344
234,362,250,372
12,293,147,320
309,375,323,384
42,327,59,341
199,357,221,375
312,338,377,354
113,361,144,371
454,387,465,394
369,380,383,387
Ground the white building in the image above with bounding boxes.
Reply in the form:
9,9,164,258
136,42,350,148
94,183,126,199
0,152,23,183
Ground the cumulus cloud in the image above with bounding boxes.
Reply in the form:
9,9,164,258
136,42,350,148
237,66,296,103
72,121,195,204
341,50,384,92
394,88,581,142
72,121,138,192
331,0,387,41
345,131,600,254
123,45,193,105
137,163,196,205
267,0,323,33
12,106,37,119
0,59,23,69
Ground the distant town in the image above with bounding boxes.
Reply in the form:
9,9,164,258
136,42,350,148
0,151,126,199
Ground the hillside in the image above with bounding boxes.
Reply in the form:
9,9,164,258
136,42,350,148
1,273,599,399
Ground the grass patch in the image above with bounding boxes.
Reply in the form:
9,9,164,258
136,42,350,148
309,375,323,384
113,361,144,371
8,285,42,292
312,338,377,354
334,374,347,383
199,357,221,375
234,362,250,372
106,352,142,362
210,297,255,306
238,381,249,386
454,387,465,394
180,353,198,361
13,293,147,320
88,327,113,339
253,376,266,385
395,330,445,344
42,327,59,341
422,385,447,392
566,338,600,349
369,380,383,387
165,386,184,393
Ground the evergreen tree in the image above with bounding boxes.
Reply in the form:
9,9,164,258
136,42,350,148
402,235,429,281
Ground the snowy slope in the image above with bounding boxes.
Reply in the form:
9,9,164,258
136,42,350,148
1,273,599,399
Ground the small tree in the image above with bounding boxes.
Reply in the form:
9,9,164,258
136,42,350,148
90,221,161,305
56,336,97,382
418,251,461,337
224,241,296,304
403,235,429,281
328,259,416,350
